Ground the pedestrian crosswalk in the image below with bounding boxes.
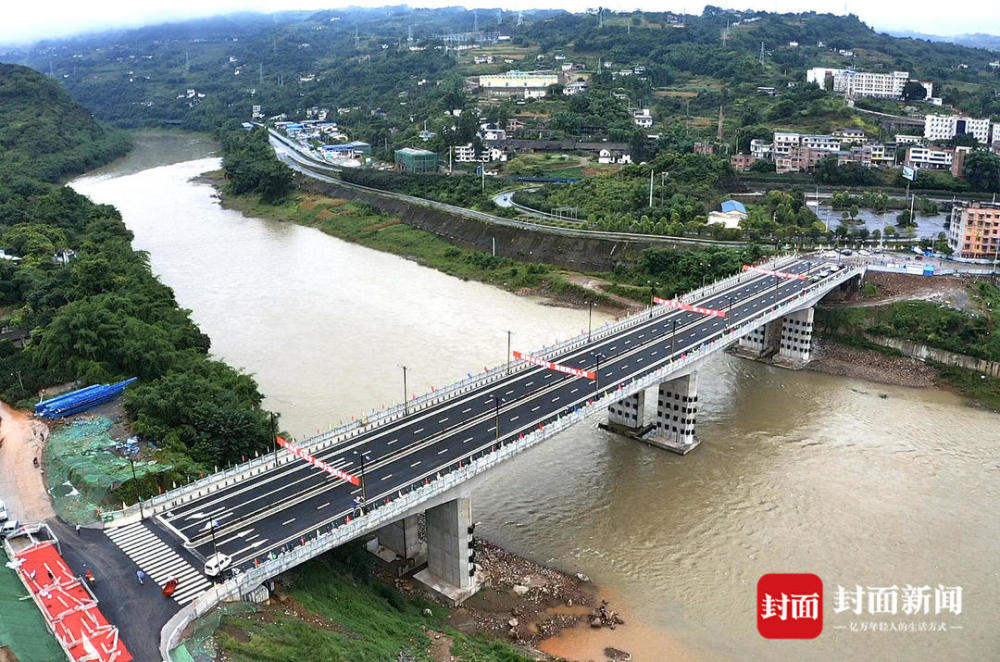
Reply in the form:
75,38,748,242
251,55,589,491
106,521,212,605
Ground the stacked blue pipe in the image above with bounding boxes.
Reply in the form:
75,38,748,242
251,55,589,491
34,378,138,418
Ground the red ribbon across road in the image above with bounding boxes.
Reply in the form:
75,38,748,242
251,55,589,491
652,297,726,318
513,351,597,379
277,436,361,485
742,265,806,280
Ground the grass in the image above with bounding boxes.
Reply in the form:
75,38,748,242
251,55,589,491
215,544,532,662
934,363,1000,411
215,180,620,308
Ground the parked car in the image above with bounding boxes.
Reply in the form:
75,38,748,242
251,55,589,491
0,499,8,522
204,552,232,577
1,519,19,538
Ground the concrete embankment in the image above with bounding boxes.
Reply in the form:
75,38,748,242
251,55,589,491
295,176,717,273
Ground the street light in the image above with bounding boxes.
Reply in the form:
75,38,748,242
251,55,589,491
587,302,594,342
128,453,144,520
352,448,371,514
670,319,678,358
204,518,219,560
506,330,512,374
400,365,409,415
489,394,504,444
591,352,607,393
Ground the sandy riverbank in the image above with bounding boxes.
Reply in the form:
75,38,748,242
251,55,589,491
0,401,54,523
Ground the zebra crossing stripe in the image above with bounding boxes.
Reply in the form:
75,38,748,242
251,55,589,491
106,523,212,605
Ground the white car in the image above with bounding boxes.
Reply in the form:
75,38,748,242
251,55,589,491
204,552,232,577
0,519,19,538
0,499,7,522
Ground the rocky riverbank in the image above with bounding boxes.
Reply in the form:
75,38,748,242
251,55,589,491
807,336,939,388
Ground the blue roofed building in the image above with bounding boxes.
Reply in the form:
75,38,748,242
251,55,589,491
708,200,749,229
720,200,747,215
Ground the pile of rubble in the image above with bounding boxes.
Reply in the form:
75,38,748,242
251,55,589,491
589,600,625,630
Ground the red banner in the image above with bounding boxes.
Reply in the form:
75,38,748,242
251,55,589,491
513,351,596,379
653,297,726,317
277,436,361,485
743,265,806,281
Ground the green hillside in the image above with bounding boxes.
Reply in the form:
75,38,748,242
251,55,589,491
0,63,130,181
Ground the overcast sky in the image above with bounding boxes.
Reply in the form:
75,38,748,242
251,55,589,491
1,1,996,46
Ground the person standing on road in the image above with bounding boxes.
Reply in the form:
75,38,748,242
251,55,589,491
136,570,145,585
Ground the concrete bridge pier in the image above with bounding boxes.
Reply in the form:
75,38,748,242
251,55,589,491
738,318,782,358
413,497,480,605
776,307,815,364
368,515,426,573
604,390,646,434
641,372,701,455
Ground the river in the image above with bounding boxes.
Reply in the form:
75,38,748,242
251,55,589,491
71,131,1000,661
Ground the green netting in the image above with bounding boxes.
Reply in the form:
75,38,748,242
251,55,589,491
0,550,65,662
44,416,168,525
172,603,258,662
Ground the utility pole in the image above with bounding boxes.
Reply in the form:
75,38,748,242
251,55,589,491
401,365,409,414
490,395,503,443
649,169,654,207
506,331,512,374
129,455,144,520
588,302,594,342
759,41,765,67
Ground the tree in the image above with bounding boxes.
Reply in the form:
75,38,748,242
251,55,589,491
963,151,1000,192
902,80,927,102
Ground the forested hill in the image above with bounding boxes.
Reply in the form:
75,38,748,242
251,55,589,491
0,63,130,181
0,64,272,501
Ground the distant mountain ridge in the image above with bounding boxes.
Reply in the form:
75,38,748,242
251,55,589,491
889,30,1000,52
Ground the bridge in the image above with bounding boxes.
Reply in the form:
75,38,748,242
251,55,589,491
95,255,863,657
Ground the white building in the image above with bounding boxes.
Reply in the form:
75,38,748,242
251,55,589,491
454,143,478,162
801,135,841,152
632,108,653,128
750,139,773,161
924,114,991,144
895,134,924,145
598,149,631,165
906,146,954,169
805,68,929,100
478,71,558,98
992,124,1000,146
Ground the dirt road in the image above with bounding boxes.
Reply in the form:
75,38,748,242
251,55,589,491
0,401,54,522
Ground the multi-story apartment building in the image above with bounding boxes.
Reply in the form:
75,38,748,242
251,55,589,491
947,203,1000,260
905,146,954,169
923,114,992,144
478,71,559,98
750,139,773,161
806,68,918,99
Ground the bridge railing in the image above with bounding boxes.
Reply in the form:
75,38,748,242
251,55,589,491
109,255,804,525
162,263,863,660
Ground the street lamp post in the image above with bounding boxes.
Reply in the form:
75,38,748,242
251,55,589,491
490,394,503,444
129,455,144,520
207,519,219,559
670,319,677,358
353,448,370,514
506,330,512,374
592,352,606,393
587,302,594,342
401,365,408,415
10,370,23,392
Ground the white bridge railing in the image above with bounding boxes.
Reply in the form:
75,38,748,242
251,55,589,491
113,256,799,526
160,263,862,661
